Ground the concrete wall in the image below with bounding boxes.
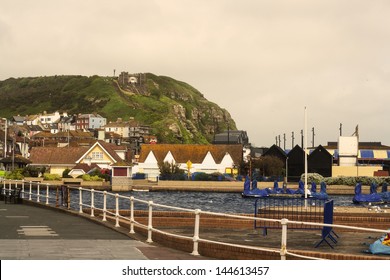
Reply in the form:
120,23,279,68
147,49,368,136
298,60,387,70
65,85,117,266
332,165,382,177
112,177,133,191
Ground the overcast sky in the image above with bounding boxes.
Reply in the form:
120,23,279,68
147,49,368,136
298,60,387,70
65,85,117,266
1,0,389,147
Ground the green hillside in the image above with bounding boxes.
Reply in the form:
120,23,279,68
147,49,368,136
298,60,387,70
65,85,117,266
0,74,236,144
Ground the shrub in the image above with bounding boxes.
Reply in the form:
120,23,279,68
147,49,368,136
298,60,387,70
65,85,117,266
321,175,390,186
62,168,72,178
43,173,61,181
81,174,104,181
5,169,23,180
300,173,324,184
22,166,40,177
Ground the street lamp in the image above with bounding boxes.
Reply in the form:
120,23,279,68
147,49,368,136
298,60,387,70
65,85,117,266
2,118,7,158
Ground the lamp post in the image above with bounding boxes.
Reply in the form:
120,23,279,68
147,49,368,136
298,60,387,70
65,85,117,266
285,157,288,185
2,118,7,158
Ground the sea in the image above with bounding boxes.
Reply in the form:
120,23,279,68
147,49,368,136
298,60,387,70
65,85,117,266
63,190,373,214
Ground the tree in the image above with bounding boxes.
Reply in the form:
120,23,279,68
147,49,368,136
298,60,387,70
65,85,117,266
158,161,185,180
253,156,284,177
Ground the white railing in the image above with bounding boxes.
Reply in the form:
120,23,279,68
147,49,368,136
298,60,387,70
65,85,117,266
1,178,389,260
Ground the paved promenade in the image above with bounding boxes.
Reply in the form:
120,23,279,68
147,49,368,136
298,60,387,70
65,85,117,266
1,197,390,260
0,202,209,260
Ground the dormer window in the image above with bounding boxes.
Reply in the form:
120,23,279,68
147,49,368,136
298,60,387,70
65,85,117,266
91,152,103,160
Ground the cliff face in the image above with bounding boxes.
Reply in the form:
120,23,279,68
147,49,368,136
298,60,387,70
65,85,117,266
0,73,236,144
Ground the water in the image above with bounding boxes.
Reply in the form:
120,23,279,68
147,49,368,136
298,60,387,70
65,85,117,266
65,190,369,214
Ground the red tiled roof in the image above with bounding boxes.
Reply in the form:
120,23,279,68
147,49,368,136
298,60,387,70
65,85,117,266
138,144,243,165
72,163,99,172
29,146,89,164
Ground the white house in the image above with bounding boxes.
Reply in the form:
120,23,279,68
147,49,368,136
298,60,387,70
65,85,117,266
134,144,243,180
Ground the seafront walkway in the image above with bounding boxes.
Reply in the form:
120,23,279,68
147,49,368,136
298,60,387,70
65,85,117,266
1,179,390,260
0,202,209,260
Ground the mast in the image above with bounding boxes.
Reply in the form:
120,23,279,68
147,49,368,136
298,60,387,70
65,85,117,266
304,107,308,202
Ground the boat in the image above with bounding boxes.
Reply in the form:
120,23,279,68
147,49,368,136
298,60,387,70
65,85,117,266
309,182,329,200
352,182,383,204
378,183,390,203
242,178,329,200
241,178,269,198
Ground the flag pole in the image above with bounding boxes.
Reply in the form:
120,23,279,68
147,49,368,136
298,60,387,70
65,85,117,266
304,107,308,207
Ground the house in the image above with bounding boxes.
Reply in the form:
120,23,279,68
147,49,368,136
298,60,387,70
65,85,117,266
134,144,243,180
103,118,130,139
76,113,107,130
39,111,63,128
28,141,131,176
58,115,76,132
12,116,25,126
25,115,40,126
128,118,151,138
30,130,95,148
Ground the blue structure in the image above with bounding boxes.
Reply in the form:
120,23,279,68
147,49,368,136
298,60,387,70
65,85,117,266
378,183,390,202
285,180,305,195
268,180,285,194
310,182,329,200
352,182,383,204
242,177,269,198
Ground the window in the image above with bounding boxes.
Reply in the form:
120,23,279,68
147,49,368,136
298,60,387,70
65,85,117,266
92,152,104,160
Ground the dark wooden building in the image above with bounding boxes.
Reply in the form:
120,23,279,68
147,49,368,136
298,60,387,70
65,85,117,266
308,145,333,177
262,144,287,163
287,145,305,182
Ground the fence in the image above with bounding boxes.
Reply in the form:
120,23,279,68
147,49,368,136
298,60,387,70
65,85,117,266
1,178,389,260
254,197,327,235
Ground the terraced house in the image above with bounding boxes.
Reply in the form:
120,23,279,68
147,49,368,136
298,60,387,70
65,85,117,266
28,141,131,177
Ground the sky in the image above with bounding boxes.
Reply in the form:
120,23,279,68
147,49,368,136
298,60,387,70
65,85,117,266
1,0,390,148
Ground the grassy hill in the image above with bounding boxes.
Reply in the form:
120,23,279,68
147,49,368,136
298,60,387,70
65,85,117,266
0,74,236,144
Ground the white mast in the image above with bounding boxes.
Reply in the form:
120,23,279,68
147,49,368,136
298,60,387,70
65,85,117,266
304,107,308,201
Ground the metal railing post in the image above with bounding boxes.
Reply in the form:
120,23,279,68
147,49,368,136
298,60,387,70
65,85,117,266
79,187,83,213
146,201,153,243
102,191,107,221
90,189,95,217
67,186,71,210
129,196,135,234
45,183,49,205
37,182,40,202
280,218,288,260
115,194,120,227
191,209,201,256
21,180,25,199
55,186,59,207
29,181,32,201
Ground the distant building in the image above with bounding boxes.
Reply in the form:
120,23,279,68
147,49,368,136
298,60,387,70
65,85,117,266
39,111,63,127
12,116,25,126
213,130,249,145
76,113,107,130
118,72,146,86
